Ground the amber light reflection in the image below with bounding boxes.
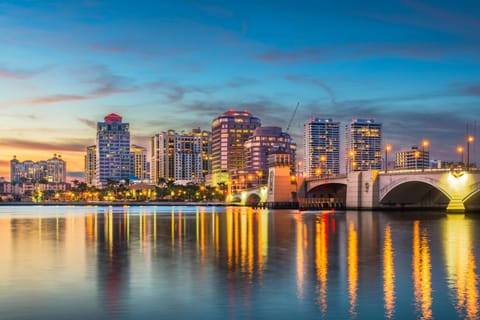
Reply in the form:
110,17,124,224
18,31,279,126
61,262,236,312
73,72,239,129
413,221,433,320
348,222,358,317
295,214,305,299
315,214,328,314
444,216,479,320
383,224,395,319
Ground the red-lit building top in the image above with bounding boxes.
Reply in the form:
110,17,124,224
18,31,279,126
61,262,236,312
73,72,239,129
104,113,123,123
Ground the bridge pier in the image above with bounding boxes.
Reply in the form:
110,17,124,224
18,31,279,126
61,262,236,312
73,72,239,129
446,197,466,213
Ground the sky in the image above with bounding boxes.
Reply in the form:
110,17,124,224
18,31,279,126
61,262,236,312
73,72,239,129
1,0,480,179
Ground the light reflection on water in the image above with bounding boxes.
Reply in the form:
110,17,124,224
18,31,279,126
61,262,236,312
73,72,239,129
0,206,479,319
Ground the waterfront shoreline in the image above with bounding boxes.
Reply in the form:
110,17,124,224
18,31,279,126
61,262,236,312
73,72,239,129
0,201,231,207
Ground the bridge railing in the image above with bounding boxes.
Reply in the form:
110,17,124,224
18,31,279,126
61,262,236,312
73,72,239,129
304,174,347,182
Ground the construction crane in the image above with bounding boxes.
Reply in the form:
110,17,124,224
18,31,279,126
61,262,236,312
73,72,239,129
286,102,300,133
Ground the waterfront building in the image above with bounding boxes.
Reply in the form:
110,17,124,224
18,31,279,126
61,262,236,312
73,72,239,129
191,128,212,179
130,145,148,180
345,119,382,171
10,155,66,184
395,146,430,169
174,134,203,184
95,113,131,188
211,110,261,185
150,129,208,185
150,130,176,184
244,126,296,186
84,145,96,186
46,154,66,183
303,118,340,177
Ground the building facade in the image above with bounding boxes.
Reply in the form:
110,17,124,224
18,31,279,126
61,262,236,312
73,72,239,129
303,118,340,177
95,113,131,188
395,147,430,169
130,144,148,180
211,110,261,185
150,129,210,185
10,154,66,184
191,128,212,180
150,130,177,184
345,119,382,172
244,126,296,185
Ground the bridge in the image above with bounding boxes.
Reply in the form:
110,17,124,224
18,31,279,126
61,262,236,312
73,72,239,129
301,168,480,212
228,168,480,212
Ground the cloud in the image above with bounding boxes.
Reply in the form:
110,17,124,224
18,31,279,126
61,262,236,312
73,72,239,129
147,80,211,104
459,85,480,96
285,75,337,105
0,65,50,80
225,77,257,88
28,94,90,105
0,138,91,153
253,42,478,64
402,0,480,29
78,117,97,129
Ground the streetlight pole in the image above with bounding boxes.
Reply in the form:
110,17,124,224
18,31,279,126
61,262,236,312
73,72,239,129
385,144,391,173
467,136,474,171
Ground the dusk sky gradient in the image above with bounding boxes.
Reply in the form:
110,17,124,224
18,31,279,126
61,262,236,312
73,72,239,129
1,0,480,178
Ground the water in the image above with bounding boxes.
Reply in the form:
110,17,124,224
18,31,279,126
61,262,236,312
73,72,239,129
0,206,479,320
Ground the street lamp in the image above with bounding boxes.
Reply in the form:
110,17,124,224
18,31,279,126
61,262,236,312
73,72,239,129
385,144,391,173
421,140,429,172
256,170,263,186
315,168,321,177
457,146,464,164
467,136,474,171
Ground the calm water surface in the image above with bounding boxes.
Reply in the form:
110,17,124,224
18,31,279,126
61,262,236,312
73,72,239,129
0,206,479,319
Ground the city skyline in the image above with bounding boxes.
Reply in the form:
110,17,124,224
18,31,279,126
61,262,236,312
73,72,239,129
1,0,480,178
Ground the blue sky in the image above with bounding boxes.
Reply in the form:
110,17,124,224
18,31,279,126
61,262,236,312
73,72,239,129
0,0,479,177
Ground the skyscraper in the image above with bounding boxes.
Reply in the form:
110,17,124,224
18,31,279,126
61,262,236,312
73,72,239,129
345,119,382,172
191,128,212,180
211,110,261,185
150,130,176,184
150,129,209,185
130,145,148,180
95,113,131,188
303,118,340,177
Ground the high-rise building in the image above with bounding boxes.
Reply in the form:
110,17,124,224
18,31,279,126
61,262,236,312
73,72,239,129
95,113,131,188
174,134,203,183
10,155,66,184
303,118,340,177
150,129,210,185
345,119,382,172
46,154,66,183
150,130,176,184
191,128,212,179
211,110,261,185
130,145,148,180
244,126,296,184
85,145,96,186
395,147,430,169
